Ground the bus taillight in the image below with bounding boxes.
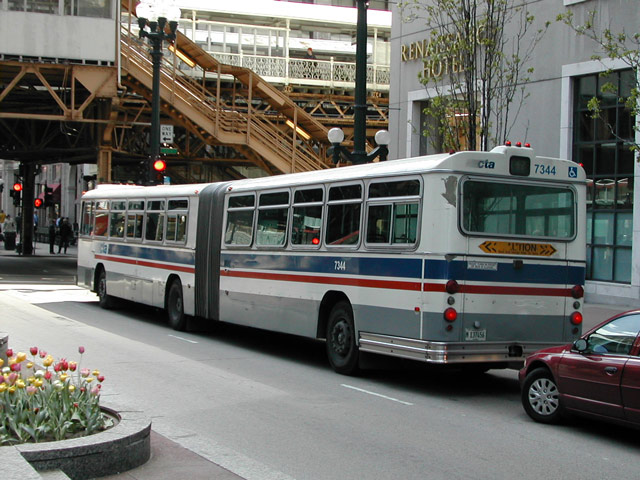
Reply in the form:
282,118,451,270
445,280,460,294
570,312,583,325
571,285,584,299
444,308,457,322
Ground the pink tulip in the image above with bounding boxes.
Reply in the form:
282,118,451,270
39,350,47,358
10,363,21,372
78,346,85,354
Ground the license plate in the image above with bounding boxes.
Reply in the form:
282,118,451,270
465,329,486,341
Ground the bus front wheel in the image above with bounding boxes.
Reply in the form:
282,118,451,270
167,280,187,331
326,301,359,375
97,269,114,309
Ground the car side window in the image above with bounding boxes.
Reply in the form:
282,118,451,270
586,314,640,355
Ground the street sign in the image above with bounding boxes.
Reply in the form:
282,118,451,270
160,124,174,143
479,241,557,257
160,147,178,155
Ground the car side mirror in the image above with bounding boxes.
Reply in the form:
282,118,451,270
574,339,588,352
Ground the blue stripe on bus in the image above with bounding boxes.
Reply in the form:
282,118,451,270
107,243,195,266
424,259,585,285
221,253,423,279
221,253,585,285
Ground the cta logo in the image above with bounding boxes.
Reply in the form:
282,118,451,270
478,159,495,169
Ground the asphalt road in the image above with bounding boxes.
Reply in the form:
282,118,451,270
0,253,637,480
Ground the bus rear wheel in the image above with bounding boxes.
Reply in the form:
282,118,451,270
167,280,187,331
326,301,359,375
97,269,114,309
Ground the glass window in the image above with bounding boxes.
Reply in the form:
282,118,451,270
574,70,635,284
126,214,144,240
369,180,420,198
327,184,362,246
225,211,254,245
292,188,323,247
585,314,640,355
168,199,188,210
256,191,289,247
145,213,165,242
80,201,94,236
94,201,109,237
109,212,125,238
462,181,575,239
128,200,144,211
166,214,188,242
367,205,391,243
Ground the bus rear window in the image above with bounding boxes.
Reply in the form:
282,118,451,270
462,180,575,239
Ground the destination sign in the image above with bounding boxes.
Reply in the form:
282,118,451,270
479,241,557,257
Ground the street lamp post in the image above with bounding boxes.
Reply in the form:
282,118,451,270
136,0,180,185
329,0,389,165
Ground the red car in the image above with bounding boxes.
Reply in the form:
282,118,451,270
520,310,640,427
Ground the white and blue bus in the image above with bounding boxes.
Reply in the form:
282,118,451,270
78,144,586,374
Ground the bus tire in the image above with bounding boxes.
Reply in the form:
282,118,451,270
521,368,563,424
97,269,115,309
326,301,359,375
167,280,187,331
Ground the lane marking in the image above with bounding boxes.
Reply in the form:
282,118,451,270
341,384,413,406
168,334,198,344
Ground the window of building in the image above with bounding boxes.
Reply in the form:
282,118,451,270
573,69,635,283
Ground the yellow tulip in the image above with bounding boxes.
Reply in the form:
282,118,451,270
59,374,69,382
16,379,26,389
8,386,16,393
68,385,76,393
16,352,27,362
27,362,34,369
0,384,6,393
0,359,3,367
27,376,36,384
85,377,94,383
92,370,100,376
43,355,54,367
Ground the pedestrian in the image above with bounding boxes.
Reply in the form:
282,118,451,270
304,47,316,59
3,214,17,250
48,219,56,254
58,218,73,254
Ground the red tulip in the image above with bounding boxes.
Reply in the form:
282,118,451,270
10,363,21,372
30,347,38,356
78,346,85,354
97,375,105,382
6,349,13,358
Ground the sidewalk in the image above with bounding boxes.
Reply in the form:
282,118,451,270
0,240,77,257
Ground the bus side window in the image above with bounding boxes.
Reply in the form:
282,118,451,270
145,200,165,242
109,201,126,239
94,200,109,237
366,179,420,245
393,203,419,243
167,199,188,243
256,191,289,247
225,194,255,246
292,188,323,247
80,201,94,236
326,184,362,246
127,200,144,240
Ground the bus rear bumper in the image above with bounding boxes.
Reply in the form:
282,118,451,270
358,332,560,368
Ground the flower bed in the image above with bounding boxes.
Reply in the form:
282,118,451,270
0,345,110,445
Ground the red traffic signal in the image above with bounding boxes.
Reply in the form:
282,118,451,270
13,182,22,192
152,159,167,172
34,198,43,208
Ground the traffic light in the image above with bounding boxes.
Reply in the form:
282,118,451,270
34,198,43,208
10,182,22,206
152,159,167,173
44,186,54,207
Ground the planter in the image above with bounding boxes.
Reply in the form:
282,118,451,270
1,405,151,480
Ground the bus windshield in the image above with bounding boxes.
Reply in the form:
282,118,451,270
462,180,575,239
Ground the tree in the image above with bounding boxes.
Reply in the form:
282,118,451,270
399,0,548,152
557,9,639,155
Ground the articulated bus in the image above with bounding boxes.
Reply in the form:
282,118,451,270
78,145,586,374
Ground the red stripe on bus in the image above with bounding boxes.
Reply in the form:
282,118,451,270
95,254,195,274
423,282,571,297
220,269,422,291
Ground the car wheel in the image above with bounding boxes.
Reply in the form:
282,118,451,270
167,280,187,331
521,368,563,424
326,301,359,375
97,269,114,309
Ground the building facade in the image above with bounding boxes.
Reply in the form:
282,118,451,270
389,0,640,307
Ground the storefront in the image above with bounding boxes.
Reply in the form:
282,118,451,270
389,0,640,306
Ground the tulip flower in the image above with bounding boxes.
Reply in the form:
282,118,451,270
43,355,54,367
30,346,38,356
39,350,47,358
78,346,85,354
26,362,33,369
34,370,45,378
0,359,3,368
26,385,37,395
44,371,52,381
68,361,77,372
6,348,13,358
0,384,6,393
8,372,18,384
97,375,105,382
80,368,90,377
10,363,21,372
16,352,27,362
90,386,100,396
16,379,26,389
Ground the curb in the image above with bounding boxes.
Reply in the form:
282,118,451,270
1,405,151,480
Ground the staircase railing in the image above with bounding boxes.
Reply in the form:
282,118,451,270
119,26,330,174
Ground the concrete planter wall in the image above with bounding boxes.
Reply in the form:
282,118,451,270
1,405,151,480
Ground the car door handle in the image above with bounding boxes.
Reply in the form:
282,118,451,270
604,367,618,375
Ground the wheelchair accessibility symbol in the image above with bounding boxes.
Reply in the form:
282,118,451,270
568,166,578,178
